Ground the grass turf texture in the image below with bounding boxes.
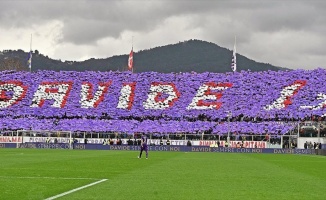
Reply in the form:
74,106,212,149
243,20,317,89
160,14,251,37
0,149,325,200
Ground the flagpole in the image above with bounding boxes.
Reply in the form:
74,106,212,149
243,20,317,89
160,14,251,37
132,36,134,73
30,34,32,52
235,35,236,72
235,35,236,49
29,34,32,73
234,35,236,72
231,35,237,72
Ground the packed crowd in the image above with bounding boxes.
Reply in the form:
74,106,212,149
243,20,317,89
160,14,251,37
1,68,326,135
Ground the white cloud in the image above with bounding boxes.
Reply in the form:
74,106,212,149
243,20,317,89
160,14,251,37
0,0,326,69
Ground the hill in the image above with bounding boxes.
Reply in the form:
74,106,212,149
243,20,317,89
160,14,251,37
0,39,286,72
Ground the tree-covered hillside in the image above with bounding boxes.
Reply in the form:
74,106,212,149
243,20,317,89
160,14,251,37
0,39,286,72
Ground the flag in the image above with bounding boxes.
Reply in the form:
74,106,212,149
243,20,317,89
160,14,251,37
128,49,133,71
27,51,32,69
231,43,236,72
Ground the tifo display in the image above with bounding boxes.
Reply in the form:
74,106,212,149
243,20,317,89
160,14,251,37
1,69,326,134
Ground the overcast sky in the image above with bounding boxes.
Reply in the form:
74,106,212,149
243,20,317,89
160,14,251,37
1,0,325,70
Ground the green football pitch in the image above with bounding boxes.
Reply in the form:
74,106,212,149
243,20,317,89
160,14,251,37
0,148,325,200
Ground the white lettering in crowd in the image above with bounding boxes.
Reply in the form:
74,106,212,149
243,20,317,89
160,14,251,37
80,82,111,108
143,83,180,109
117,83,136,110
187,82,232,110
0,82,27,108
264,80,306,110
30,82,72,108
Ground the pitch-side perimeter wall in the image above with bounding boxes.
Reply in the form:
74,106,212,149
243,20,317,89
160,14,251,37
0,136,268,148
1,143,325,155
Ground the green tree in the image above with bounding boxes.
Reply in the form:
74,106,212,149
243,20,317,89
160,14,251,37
0,57,28,71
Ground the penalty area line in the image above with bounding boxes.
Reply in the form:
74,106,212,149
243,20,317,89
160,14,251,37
44,179,108,200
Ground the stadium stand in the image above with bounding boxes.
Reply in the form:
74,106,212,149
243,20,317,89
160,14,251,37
0,68,326,138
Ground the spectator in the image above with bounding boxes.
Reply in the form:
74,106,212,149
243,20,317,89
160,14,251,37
103,139,109,145
117,138,122,145
225,141,229,147
309,142,313,149
109,138,114,145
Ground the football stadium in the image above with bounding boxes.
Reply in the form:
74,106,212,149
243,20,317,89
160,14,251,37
0,68,326,199
2,1,326,199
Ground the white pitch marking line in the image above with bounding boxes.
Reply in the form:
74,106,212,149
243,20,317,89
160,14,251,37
45,179,108,200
